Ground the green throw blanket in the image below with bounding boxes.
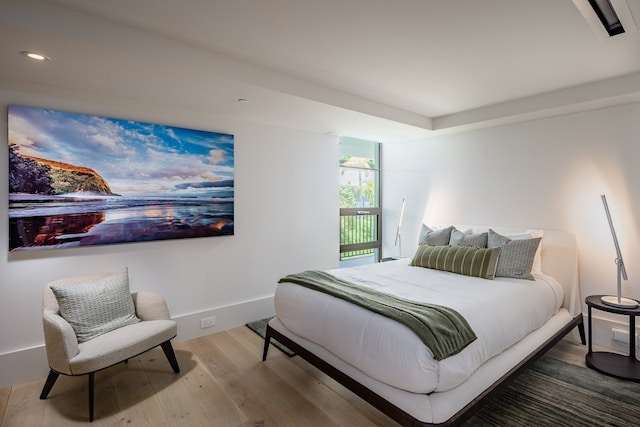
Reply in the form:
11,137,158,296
278,270,477,360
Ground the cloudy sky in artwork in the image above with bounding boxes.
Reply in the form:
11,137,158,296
8,105,234,195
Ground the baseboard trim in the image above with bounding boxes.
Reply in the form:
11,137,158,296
172,296,275,343
0,344,48,391
0,296,275,390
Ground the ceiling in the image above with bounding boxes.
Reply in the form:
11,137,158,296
2,0,640,142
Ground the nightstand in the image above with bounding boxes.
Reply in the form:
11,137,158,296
585,295,640,381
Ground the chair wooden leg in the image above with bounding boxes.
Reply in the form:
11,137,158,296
262,327,272,361
88,372,95,422
578,319,586,345
160,340,180,373
40,370,59,399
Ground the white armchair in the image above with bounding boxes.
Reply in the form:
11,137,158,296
40,271,180,422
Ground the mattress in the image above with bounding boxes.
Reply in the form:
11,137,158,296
274,259,564,393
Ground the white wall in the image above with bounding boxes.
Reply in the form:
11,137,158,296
0,81,340,388
4,82,638,389
382,101,640,351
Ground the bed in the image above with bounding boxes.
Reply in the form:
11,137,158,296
262,226,585,426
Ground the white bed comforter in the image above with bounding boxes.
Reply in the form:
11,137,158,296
274,259,564,394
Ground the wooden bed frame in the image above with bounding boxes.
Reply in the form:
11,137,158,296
262,226,585,426
263,317,584,427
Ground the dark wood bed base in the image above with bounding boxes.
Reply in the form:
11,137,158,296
263,315,585,427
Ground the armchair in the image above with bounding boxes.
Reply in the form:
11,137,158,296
40,270,180,422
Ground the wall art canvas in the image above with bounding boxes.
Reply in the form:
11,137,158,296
8,105,234,251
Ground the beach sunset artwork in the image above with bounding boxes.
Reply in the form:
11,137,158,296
8,105,234,251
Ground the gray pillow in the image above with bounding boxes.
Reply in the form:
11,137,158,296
411,245,501,280
488,229,541,280
418,225,454,246
50,267,140,343
450,230,488,248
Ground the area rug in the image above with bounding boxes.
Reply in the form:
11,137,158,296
247,318,640,426
246,317,295,357
466,353,640,426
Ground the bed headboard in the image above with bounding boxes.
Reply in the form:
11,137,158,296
451,225,580,317
537,229,580,316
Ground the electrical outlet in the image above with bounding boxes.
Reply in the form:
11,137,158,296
200,316,216,329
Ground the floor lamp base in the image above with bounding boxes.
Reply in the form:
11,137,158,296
601,295,638,308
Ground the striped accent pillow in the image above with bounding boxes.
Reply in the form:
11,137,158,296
410,245,501,280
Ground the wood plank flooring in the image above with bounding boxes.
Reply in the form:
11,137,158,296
0,326,591,427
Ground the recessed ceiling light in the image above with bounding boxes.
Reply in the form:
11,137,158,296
573,0,637,38
237,98,249,103
21,51,50,61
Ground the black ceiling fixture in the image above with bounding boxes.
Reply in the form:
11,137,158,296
588,0,625,36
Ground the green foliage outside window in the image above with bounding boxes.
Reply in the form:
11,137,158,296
339,181,376,208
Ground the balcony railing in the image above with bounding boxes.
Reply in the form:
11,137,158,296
339,207,381,261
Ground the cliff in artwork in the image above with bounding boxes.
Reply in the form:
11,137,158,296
9,149,115,195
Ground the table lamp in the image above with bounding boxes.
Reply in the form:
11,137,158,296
394,198,405,258
600,194,638,308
